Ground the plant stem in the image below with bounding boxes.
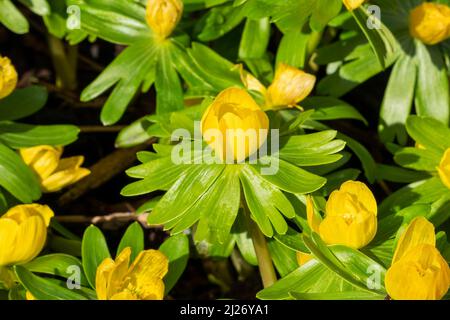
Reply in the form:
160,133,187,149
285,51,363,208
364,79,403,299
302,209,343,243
242,201,277,288
47,35,78,90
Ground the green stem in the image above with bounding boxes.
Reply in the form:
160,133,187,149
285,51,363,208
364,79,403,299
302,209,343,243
242,201,277,288
47,35,78,90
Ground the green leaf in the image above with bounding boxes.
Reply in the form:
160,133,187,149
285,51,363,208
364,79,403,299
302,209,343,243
14,266,88,300
310,0,342,32
351,6,398,69
375,164,430,183
192,166,241,244
81,225,111,289
23,254,89,287
240,165,295,237
68,0,149,45
0,0,29,34
290,290,382,300
239,17,270,59
394,147,440,171
159,233,190,294
273,227,308,252
278,131,345,167
233,212,257,266
0,86,48,121
267,238,298,277
0,143,41,203
253,157,327,194
81,40,157,125
379,55,416,144
198,4,246,41
415,42,449,125
405,116,450,154
117,222,144,262
0,123,79,148
303,97,368,124
303,234,386,295
155,45,184,114
148,165,225,226
276,29,310,68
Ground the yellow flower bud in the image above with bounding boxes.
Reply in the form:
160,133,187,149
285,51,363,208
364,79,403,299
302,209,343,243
409,3,450,45
307,181,377,249
0,56,18,99
386,217,450,300
201,87,269,162
265,63,316,110
0,204,54,266
96,247,168,300
145,0,183,39
20,145,91,193
437,148,450,190
343,0,365,11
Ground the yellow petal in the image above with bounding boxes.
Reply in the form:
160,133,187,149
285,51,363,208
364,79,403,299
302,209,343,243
238,65,267,95
265,63,316,110
4,204,54,226
319,210,377,249
296,252,313,266
106,247,131,299
343,0,365,11
145,0,183,39
306,195,320,233
0,218,19,266
20,146,63,181
42,162,90,193
0,56,18,99
409,3,450,45
386,244,450,300
110,290,138,300
95,257,116,300
8,215,47,265
437,148,450,190
339,180,377,216
127,249,168,300
392,216,436,264
201,87,269,162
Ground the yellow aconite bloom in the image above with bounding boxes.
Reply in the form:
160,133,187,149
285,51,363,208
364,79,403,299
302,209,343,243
201,87,269,162
20,145,90,193
343,0,365,11
409,3,450,45
96,247,168,300
437,148,450,190
0,56,18,99
240,63,315,111
0,204,53,266
385,217,450,300
310,181,377,249
145,0,183,39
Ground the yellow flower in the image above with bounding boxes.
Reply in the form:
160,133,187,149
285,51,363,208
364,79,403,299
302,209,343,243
96,247,168,300
311,181,377,249
240,63,315,111
201,87,269,162
343,0,365,11
145,0,183,40
20,145,90,193
409,3,450,45
437,148,450,190
385,217,450,300
0,56,18,99
0,204,54,266
297,181,377,265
